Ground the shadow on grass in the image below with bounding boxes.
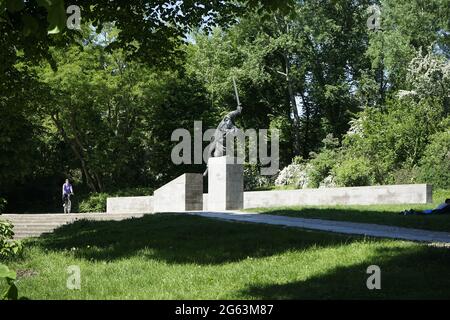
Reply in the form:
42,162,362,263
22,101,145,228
258,207,450,232
34,214,363,265
240,245,450,299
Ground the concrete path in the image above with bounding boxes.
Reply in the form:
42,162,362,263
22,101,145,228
3,211,450,244
190,211,450,244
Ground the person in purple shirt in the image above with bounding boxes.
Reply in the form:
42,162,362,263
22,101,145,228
62,179,74,213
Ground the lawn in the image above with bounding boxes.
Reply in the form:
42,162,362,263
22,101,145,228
2,214,450,299
245,189,450,233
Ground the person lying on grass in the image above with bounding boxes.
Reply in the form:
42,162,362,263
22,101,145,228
400,198,450,215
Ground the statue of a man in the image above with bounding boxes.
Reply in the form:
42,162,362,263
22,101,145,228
211,104,242,157
204,104,242,176
203,77,242,176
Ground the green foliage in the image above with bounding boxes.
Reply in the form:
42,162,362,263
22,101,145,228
342,98,446,184
243,163,273,191
0,221,23,260
186,0,373,161
1,0,290,77
78,193,109,213
390,167,420,185
307,151,338,188
418,129,450,189
307,135,340,188
0,70,43,189
1,0,449,212
78,188,153,213
366,0,449,93
0,198,6,213
244,163,260,191
0,263,18,300
333,157,375,187
433,189,450,204
36,0,66,34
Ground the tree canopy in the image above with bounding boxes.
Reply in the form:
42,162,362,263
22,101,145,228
0,0,448,212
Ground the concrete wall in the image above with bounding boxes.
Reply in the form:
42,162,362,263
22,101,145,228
203,184,432,210
107,196,154,214
154,173,203,212
207,156,243,210
108,183,431,213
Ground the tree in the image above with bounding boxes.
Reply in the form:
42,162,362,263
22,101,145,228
0,0,294,72
365,0,449,102
187,0,374,164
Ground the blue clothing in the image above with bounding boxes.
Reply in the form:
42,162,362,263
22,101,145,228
421,203,449,215
401,202,450,215
63,183,73,195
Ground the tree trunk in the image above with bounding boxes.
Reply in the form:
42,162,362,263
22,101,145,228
68,111,103,193
51,114,100,193
283,52,301,156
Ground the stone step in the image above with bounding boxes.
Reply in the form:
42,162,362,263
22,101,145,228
12,222,67,226
14,224,60,229
13,224,62,232
14,233,52,239
0,213,147,239
6,217,141,223
1,214,144,222
1,213,144,218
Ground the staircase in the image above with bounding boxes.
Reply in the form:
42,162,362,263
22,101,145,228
0,213,146,239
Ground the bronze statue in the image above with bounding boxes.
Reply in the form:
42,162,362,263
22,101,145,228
204,77,242,176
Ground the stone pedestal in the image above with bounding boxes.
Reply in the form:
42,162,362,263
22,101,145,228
154,173,203,212
208,156,243,211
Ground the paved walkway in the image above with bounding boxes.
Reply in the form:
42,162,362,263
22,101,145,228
4,211,450,244
190,211,450,244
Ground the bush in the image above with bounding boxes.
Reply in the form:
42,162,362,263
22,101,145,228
418,129,450,189
275,162,311,189
319,175,337,188
0,263,23,300
308,150,339,188
243,163,273,191
78,193,109,213
307,134,340,188
333,157,375,187
0,221,23,260
341,98,445,184
78,187,153,213
390,166,420,185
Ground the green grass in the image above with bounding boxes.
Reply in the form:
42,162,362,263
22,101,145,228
245,189,450,233
2,214,450,299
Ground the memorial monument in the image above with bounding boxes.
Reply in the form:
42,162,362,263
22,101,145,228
205,77,244,211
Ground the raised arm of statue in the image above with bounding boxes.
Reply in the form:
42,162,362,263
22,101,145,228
227,104,242,121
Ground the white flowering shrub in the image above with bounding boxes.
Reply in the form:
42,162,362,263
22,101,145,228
399,48,450,100
319,175,337,188
347,117,364,137
275,163,311,189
